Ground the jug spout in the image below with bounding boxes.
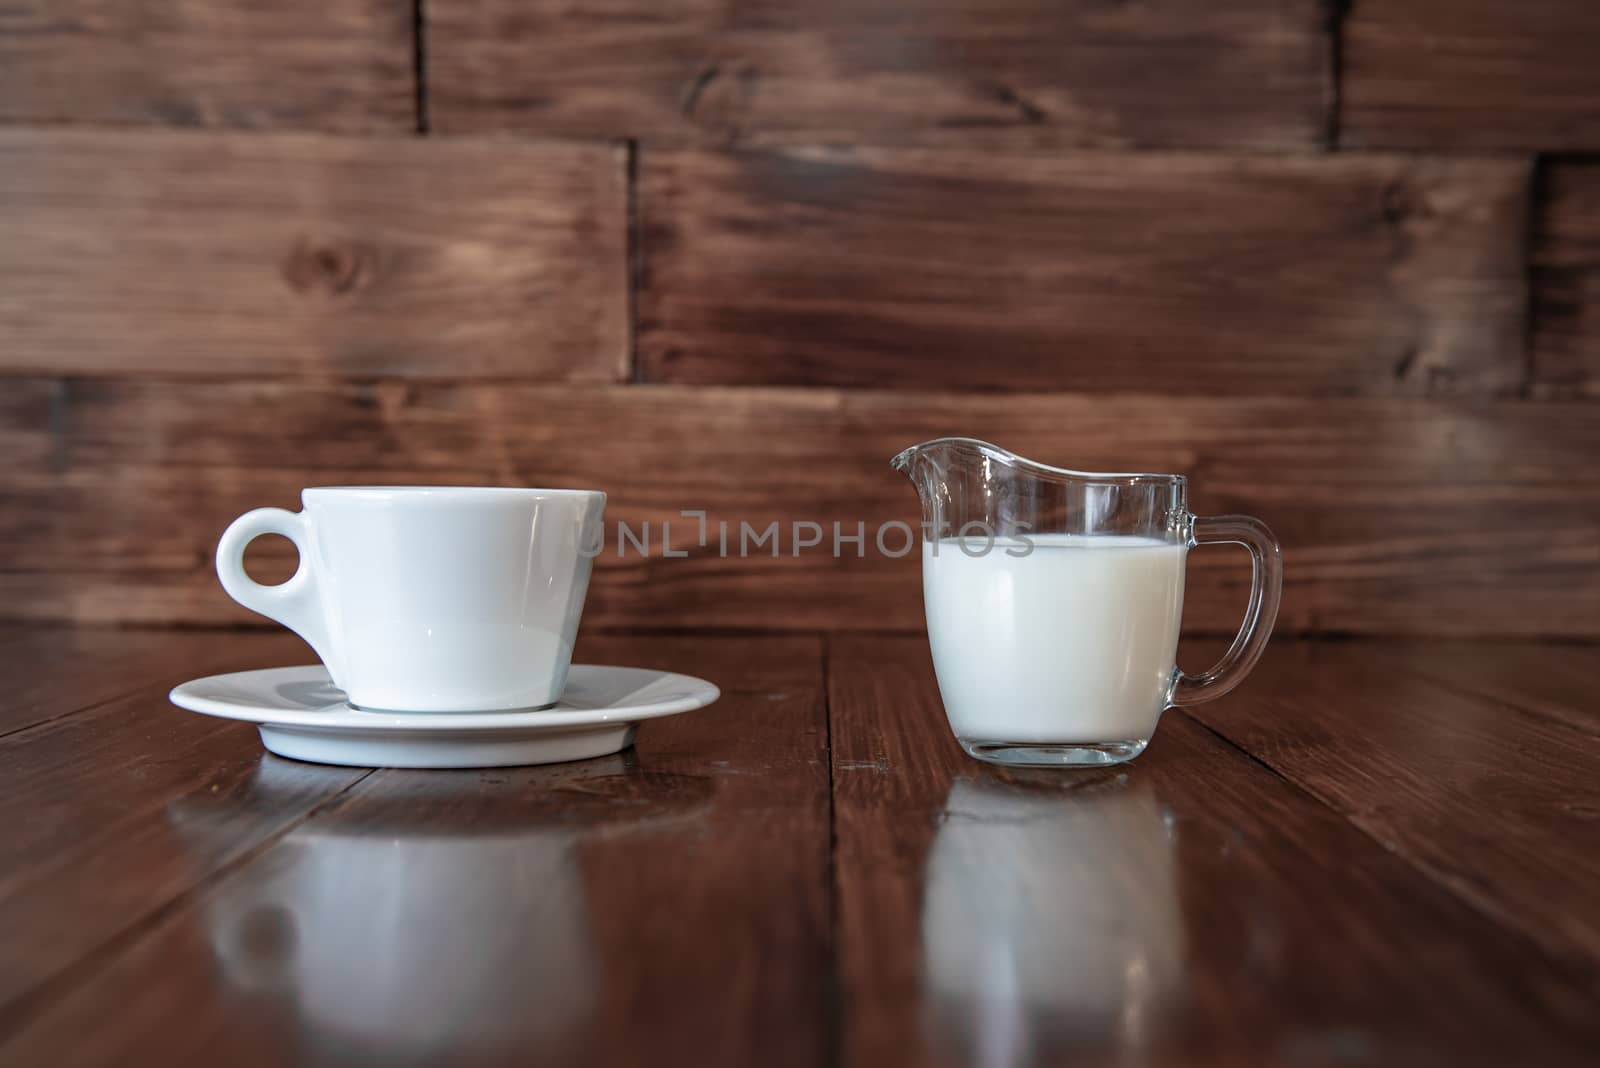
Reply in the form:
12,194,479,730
890,437,1191,545
891,437,1043,497
891,437,1041,540
891,437,1023,480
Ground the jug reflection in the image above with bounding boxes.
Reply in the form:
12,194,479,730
921,773,1184,1062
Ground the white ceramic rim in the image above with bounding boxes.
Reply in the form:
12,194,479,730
302,486,605,503
170,664,718,731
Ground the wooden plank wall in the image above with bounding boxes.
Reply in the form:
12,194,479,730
0,0,1597,638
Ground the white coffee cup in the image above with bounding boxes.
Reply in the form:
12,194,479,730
217,487,606,713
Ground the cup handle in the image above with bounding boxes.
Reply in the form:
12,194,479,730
216,508,336,676
1171,514,1283,706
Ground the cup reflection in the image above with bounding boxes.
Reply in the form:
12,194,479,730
187,760,623,1058
206,827,596,1052
921,772,1183,1063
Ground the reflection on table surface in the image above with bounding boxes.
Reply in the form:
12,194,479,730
168,753,726,1064
922,772,1182,1065
205,824,596,1053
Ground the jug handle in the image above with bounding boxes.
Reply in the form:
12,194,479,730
1172,515,1283,706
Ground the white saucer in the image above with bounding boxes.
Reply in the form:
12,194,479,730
169,665,720,768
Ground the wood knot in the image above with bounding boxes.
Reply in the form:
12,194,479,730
1380,180,1432,226
984,80,1047,124
283,236,371,295
1379,182,1412,224
679,59,758,140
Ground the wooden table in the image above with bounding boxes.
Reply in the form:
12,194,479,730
0,626,1595,1066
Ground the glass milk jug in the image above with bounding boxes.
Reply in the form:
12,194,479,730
892,437,1282,766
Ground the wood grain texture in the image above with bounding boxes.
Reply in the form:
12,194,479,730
1,628,1597,1062
0,635,832,1066
639,148,1529,395
0,631,361,1020
1532,162,1600,397
1186,641,1600,973
1342,0,1600,149
0,129,628,381
1366,640,1599,737
828,636,1600,1065
428,0,1328,149
2,380,1598,637
0,0,413,131
0,625,303,736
